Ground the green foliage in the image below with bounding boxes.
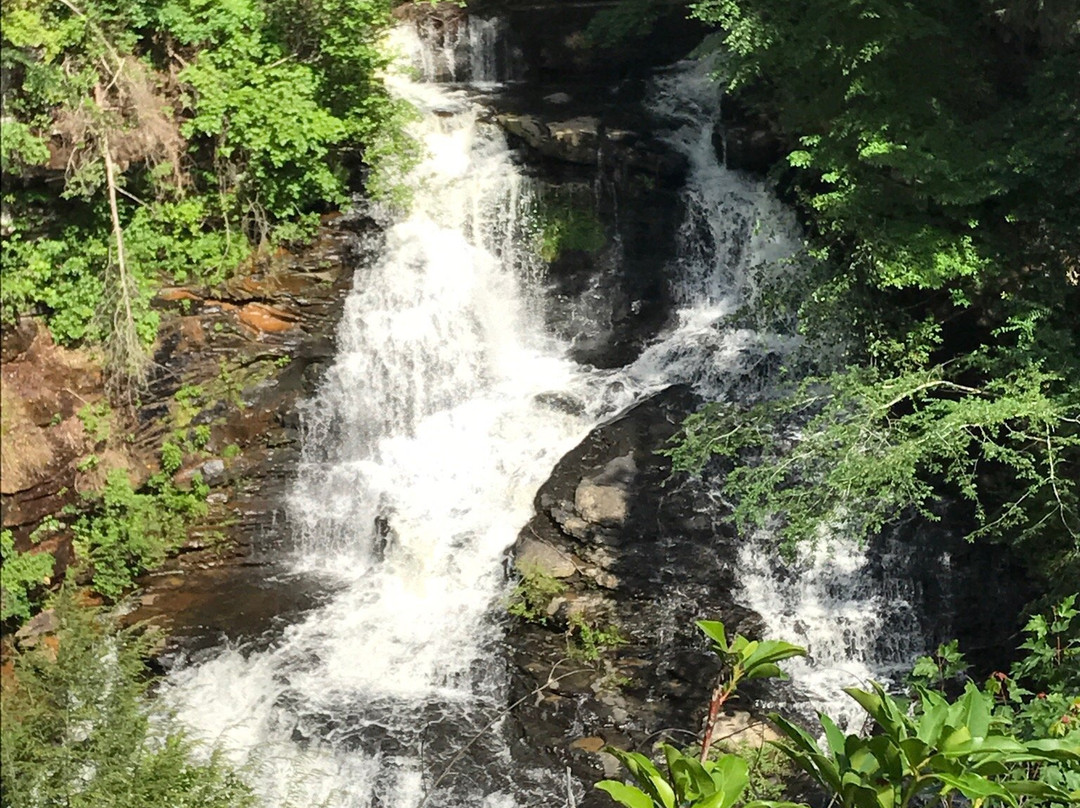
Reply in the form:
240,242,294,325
190,424,211,449
991,596,1080,747
1013,595,1080,692
726,740,793,804
0,120,49,175
76,399,113,444
667,364,1080,572
72,469,207,600
697,619,806,687
598,614,1080,808
567,613,627,662
598,620,806,808
1,529,55,623
677,0,1080,589
124,198,251,287
909,640,969,692
508,564,565,626
585,0,666,49
598,744,803,808
771,682,1079,808
160,441,184,474
1,0,414,355
534,193,607,262
0,587,257,808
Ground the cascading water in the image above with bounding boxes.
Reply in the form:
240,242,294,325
167,26,591,808
646,59,935,730
166,20,931,807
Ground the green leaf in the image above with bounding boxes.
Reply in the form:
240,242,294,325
607,749,676,808
819,713,847,760
743,640,806,670
931,773,1018,806
664,745,715,801
697,620,728,651
596,781,656,808
708,754,750,808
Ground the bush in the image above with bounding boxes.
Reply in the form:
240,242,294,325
0,588,257,808
0,529,55,623
72,470,208,601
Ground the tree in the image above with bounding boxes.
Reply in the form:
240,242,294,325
668,0,1080,587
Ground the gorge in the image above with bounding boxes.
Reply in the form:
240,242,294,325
3,3,1071,808
157,13,1022,807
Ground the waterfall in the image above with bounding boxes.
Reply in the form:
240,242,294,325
164,22,931,807
166,26,589,808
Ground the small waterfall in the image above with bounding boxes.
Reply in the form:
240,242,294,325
736,529,929,731
408,14,507,85
165,21,933,807
645,59,935,728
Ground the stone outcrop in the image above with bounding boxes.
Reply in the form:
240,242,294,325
1,212,376,642
505,386,772,806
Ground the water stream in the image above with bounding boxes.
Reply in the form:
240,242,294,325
166,21,930,807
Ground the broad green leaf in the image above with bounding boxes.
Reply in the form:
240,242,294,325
818,714,845,756
899,737,930,768
607,749,676,808
931,772,1018,806
769,714,823,757
709,754,750,808
914,693,949,747
745,662,785,680
1004,780,1077,800
596,781,655,808
939,726,973,753
697,620,728,651
746,640,806,666
940,735,1025,759
1026,738,1080,762
957,682,991,739
664,745,714,800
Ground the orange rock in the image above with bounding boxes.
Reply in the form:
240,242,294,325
237,302,298,334
157,287,202,302
570,736,607,753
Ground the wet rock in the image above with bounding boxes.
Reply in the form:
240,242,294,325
516,535,578,578
507,385,761,798
570,736,605,753
237,302,299,334
574,480,627,527
718,124,784,175
710,710,783,745
496,113,549,151
200,458,226,485
15,608,58,645
547,116,601,164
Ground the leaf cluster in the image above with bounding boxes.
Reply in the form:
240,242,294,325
0,588,257,808
72,467,208,601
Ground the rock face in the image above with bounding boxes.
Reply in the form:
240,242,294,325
1,212,377,641
124,215,382,643
488,95,689,369
504,387,771,806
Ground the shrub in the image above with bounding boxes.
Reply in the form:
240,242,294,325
0,588,257,808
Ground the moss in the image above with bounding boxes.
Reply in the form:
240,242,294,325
534,192,606,262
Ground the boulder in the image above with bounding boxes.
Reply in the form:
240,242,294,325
574,480,627,527
496,113,549,152
516,534,577,578
547,116,601,164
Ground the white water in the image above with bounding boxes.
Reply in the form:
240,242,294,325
166,24,926,807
